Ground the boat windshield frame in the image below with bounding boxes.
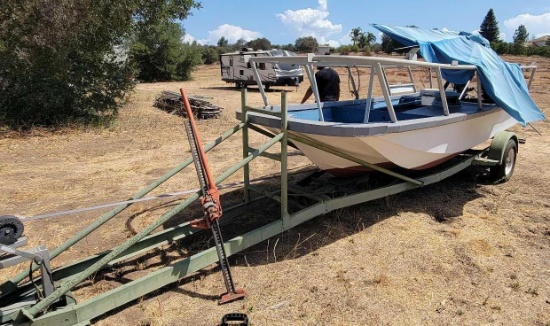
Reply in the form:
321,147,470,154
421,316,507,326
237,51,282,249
246,54,537,123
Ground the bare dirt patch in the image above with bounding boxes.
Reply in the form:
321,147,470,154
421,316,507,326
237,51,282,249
1,55,549,326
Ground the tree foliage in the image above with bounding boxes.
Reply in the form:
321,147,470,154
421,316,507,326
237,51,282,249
0,0,201,128
295,36,318,53
350,27,362,46
358,32,376,49
201,46,219,64
217,37,229,47
246,38,272,50
511,25,529,55
381,33,399,53
131,20,202,81
480,9,500,43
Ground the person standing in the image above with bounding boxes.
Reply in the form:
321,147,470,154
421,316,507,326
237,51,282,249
301,66,340,103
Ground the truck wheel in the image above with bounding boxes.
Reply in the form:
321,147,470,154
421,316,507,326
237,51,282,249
235,81,242,89
264,84,270,91
490,139,517,183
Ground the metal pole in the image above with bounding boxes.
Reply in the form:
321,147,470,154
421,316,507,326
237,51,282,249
304,64,324,121
477,72,483,109
363,67,376,123
250,61,269,106
435,67,450,116
241,89,250,203
280,92,290,228
374,63,397,123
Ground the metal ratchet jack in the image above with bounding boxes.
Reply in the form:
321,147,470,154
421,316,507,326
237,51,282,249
180,88,246,305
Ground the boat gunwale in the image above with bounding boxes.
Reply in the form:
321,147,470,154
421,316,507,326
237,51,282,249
237,102,505,137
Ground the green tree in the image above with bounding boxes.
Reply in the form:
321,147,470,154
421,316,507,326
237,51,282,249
350,27,362,46
381,33,399,53
295,36,318,53
246,38,272,50
235,38,247,48
358,32,376,48
281,43,295,51
492,40,510,55
480,9,500,43
217,36,229,47
202,46,219,64
0,0,201,128
132,21,201,81
512,25,529,55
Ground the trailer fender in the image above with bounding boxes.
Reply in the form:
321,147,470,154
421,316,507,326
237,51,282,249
487,131,518,165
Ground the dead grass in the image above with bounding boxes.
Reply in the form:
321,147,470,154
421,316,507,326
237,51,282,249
0,55,549,326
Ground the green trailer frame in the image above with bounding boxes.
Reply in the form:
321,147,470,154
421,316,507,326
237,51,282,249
0,90,517,326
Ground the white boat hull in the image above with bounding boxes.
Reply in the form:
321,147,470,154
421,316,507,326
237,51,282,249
288,108,516,172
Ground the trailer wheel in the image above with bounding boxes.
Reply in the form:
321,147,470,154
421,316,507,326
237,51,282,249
235,81,243,89
0,215,24,245
490,138,517,183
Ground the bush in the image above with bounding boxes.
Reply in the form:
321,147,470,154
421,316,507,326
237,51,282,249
0,0,200,128
202,47,219,64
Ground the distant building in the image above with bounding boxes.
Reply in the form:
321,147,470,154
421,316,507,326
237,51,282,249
529,35,550,47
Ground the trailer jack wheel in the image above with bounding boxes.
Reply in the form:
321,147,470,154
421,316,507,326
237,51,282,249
490,138,517,183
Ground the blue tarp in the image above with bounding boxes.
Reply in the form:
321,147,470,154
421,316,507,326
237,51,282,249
372,24,545,126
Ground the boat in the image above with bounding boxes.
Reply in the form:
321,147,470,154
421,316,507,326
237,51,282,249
237,25,545,175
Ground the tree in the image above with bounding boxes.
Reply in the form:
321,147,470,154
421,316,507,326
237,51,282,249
217,37,229,47
492,40,510,55
235,38,247,48
0,0,201,128
512,25,529,55
202,46,219,64
480,9,500,43
131,21,201,82
381,33,399,53
350,27,362,46
281,43,295,51
295,36,318,53
246,38,272,50
358,32,376,49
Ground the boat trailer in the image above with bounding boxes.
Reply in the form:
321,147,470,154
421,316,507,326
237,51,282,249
0,89,519,325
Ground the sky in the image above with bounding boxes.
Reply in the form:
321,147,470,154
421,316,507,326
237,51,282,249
181,0,550,47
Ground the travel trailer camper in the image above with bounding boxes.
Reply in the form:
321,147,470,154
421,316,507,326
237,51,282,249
219,48,303,89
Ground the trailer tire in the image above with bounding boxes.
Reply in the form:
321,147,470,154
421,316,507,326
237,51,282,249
490,139,517,183
0,215,24,245
235,81,243,89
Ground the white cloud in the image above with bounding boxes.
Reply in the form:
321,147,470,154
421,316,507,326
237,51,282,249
182,33,207,45
276,0,342,44
326,40,339,47
340,30,353,45
206,24,262,44
503,13,550,41
499,32,507,41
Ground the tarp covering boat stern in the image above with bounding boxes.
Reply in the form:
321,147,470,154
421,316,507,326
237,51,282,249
372,24,545,126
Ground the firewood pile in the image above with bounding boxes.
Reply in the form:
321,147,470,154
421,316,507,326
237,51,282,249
154,90,222,119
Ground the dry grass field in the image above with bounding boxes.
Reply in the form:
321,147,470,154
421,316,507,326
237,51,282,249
1,54,549,326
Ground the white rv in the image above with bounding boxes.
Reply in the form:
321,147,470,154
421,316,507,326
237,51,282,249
219,48,303,89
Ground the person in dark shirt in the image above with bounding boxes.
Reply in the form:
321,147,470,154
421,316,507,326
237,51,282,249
301,66,340,103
